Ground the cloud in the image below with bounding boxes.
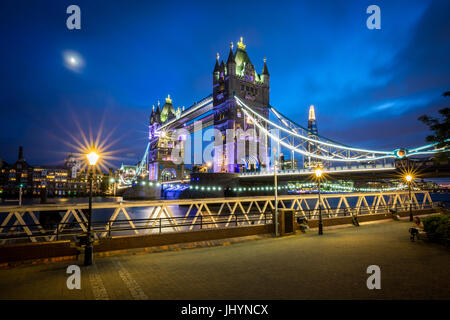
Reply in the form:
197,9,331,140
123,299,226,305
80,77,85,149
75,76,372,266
359,96,431,117
308,0,450,148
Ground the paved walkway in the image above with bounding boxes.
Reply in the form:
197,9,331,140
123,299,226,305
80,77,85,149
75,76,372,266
0,220,449,299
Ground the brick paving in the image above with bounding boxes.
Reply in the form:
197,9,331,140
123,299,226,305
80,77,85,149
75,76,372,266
0,220,449,300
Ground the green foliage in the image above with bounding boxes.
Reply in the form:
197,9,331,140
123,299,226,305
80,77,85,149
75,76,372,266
418,92,450,161
422,214,450,243
422,215,443,234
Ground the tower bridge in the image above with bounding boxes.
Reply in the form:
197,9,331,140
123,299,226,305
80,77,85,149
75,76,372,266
118,38,449,188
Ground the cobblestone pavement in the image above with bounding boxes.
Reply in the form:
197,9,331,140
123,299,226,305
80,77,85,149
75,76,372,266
1,220,449,300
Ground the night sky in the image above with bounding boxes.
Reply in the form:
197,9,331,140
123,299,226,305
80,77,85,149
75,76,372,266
1,0,449,168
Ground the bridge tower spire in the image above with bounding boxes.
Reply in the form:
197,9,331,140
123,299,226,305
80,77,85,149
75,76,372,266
262,57,269,85
305,104,322,169
212,38,270,173
308,105,318,135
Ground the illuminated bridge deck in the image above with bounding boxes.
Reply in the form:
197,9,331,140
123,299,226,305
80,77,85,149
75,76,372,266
239,163,399,182
239,163,396,178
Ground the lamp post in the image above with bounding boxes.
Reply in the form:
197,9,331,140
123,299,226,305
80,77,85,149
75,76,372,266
406,174,413,222
315,168,323,235
109,178,117,197
84,151,99,266
273,148,279,237
18,183,23,206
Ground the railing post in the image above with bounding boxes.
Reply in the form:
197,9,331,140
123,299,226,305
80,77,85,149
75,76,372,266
159,218,162,234
108,221,111,238
200,215,203,229
56,223,59,241
264,212,266,224
235,214,238,226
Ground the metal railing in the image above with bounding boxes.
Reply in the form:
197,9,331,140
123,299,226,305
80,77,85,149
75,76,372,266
0,191,435,244
0,212,273,243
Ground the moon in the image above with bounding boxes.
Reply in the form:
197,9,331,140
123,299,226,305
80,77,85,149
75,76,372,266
63,50,85,72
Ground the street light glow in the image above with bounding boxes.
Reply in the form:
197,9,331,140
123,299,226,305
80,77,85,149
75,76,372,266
314,168,323,178
86,151,99,166
405,174,413,182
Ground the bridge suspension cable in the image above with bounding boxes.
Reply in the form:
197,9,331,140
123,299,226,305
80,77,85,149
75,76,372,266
135,142,150,177
118,142,150,187
234,95,448,163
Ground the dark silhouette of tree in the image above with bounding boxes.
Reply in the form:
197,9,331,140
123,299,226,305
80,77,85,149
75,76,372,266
418,93,450,161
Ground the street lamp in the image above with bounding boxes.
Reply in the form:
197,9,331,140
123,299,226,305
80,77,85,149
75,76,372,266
314,167,323,235
405,174,413,222
87,151,99,166
109,178,117,197
273,147,279,237
84,150,99,266
18,183,24,206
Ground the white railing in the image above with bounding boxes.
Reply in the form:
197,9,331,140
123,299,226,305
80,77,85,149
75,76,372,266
0,191,434,244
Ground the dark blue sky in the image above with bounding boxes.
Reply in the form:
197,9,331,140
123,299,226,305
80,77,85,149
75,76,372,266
1,0,449,167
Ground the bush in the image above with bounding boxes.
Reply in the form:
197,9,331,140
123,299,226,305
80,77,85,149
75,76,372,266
422,215,443,234
422,214,450,243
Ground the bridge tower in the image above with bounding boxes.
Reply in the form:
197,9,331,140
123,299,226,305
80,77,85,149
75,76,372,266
212,38,270,173
148,96,185,181
304,105,323,169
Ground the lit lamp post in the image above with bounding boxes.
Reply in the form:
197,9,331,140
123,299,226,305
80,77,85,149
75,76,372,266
315,168,323,235
206,161,212,173
273,147,279,237
84,151,99,266
18,183,23,206
406,174,413,222
109,178,117,197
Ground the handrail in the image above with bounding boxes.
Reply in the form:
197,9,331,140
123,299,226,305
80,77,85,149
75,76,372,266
0,202,438,243
0,190,426,212
0,190,434,244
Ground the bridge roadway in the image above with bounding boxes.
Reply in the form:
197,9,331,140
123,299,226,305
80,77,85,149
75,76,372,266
158,95,213,133
1,219,449,299
238,162,450,183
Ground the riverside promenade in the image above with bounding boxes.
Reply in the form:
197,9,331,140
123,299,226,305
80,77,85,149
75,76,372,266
0,219,449,300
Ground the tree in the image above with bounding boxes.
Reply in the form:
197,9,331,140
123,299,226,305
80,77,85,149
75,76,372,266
418,92,450,161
